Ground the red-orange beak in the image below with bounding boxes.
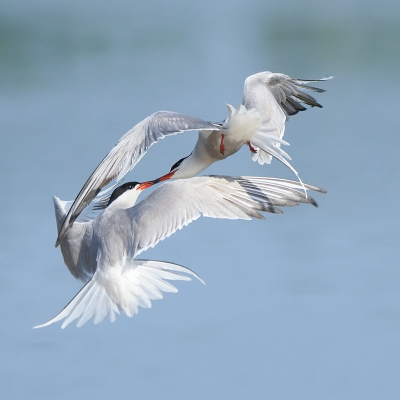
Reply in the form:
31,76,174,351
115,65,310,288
137,181,154,190
137,169,177,190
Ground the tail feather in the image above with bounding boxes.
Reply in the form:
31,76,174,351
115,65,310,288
250,136,307,197
224,103,296,170
33,260,204,329
224,104,272,143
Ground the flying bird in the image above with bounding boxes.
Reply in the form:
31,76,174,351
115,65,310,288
36,175,325,329
55,72,331,246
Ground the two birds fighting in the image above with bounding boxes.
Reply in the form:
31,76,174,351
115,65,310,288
35,71,331,329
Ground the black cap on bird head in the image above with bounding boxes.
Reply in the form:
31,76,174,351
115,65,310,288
169,153,192,172
107,182,140,207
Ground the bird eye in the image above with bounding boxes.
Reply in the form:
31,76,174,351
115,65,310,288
170,159,182,172
170,153,191,172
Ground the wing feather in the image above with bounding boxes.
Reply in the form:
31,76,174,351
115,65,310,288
243,71,332,164
264,73,333,118
56,111,220,246
127,175,325,257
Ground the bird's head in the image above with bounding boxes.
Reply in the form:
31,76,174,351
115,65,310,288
106,155,191,210
141,153,195,185
166,154,195,178
107,181,154,209
135,148,210,191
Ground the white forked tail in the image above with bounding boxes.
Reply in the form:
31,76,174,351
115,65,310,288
33,260,204,329
224,104,275,142
250,135,307,196
224,104,307,196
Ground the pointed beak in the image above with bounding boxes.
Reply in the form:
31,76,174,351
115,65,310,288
137,169,177,190
155,169,177,182
137,181,154,190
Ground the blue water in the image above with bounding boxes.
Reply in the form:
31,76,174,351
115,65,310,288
1,1,399,399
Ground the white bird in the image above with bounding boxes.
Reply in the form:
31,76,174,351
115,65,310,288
55,72,331,246
36,175,325,329
169,72,332,176
242,71,332,165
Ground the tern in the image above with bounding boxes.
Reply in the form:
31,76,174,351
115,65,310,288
55,71,331,246
36,175,325,329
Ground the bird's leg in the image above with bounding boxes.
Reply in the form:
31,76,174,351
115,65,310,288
220,134,225,155
247,141,257,153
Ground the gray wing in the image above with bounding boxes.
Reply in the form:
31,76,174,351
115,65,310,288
260,72,332,118
127,175,325,258
56,111,220,246
243,72,332,164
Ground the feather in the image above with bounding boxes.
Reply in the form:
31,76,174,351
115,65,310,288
33,260,204,328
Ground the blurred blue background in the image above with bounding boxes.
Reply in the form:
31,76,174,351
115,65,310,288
1,0,399,399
